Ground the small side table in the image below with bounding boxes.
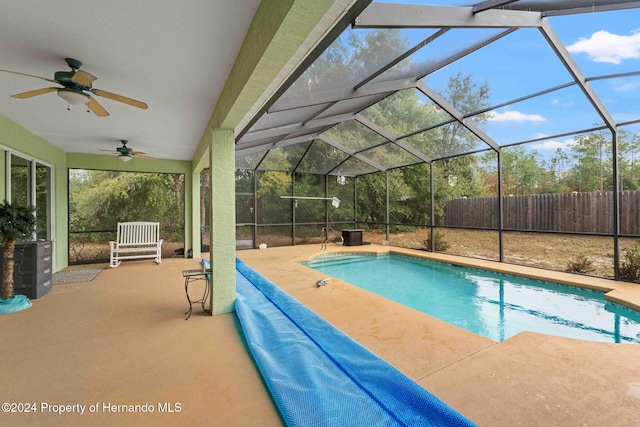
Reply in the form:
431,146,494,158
182,268,211,320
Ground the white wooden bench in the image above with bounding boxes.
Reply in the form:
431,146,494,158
109,222,164,268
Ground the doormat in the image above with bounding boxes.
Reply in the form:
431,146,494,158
52,269,103,285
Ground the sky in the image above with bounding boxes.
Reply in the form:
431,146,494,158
356,2,640,157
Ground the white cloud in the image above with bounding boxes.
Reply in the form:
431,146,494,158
488,110,546,123
531,138,575,151
613,80,640,92
551,99,559,105
567,30,640,64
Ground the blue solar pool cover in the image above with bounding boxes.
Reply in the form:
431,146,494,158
234,258,476,427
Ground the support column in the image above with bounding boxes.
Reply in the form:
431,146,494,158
612,129,620,280
497,149,504,262
209,128,236,314
191,171,201,259
385,171,390,242
430,162,435,252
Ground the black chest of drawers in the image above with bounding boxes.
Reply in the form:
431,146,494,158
0,241,52,299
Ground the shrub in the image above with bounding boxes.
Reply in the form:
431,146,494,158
620,243,640,282
566,255,594,274
425,229,449,252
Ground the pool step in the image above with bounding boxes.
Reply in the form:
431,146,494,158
305,254,379,268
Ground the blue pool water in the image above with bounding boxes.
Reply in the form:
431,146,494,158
304,253,640,343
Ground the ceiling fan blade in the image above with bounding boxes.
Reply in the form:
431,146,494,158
86,96,109,117
71,70,97,86
91,89,148,110
11,87,58,99
131,151,157,160
134,153,157,161
0,68,57,83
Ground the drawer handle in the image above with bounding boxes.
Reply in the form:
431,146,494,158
44,269,51,274
44,256,51,262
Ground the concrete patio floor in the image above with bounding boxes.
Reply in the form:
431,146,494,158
3,244,640,426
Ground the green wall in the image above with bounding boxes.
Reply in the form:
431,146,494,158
0,114,68,272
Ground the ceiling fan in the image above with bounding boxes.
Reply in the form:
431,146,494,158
99,140,157,162
0,57,148,117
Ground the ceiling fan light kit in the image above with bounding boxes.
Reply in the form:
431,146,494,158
118,154,133,162
57,88,88,105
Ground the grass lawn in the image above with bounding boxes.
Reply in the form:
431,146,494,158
366,228,640,280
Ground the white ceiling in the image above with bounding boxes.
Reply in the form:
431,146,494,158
0,0,261,161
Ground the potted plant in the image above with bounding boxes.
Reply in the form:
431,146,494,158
0,200,36,310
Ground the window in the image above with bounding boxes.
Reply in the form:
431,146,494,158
7,153,53,241
10,154,30,207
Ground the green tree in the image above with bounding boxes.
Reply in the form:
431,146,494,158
500,146,547,195
399,163,432,225
69,170,185,242
618,129,640,190
542,147,571,193
434,155,487,213
356,172,388,224
564,131,613,192
437,72,491,158
480,145,571,196
294,173,326,224
256,171,292,224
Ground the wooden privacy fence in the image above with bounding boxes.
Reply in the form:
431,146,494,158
438,190,640,235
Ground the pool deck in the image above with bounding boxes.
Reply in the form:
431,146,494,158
238,244,640,426
3,244,640,426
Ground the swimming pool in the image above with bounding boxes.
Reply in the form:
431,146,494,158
304,253,640,344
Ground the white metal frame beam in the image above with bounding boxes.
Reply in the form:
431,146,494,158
267,78,415,114
354,4,542,29
541,1,640,17
240,112,356,144
538,21,616,130
318,134,387,172
416,81,501,152
355,114,433,163
472,0,519,14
